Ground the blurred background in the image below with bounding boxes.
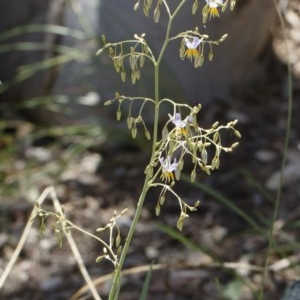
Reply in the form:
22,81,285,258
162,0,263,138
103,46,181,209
0,0,300,299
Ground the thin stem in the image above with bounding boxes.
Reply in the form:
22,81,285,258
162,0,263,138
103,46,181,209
108,1,187,299
0,187,51,289
108,176,150,300
259,1,293,299
67,221,117,265
50,188,102,300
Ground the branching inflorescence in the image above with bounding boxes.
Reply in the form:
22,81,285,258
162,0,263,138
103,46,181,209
35,0,240,299
97,0,240,232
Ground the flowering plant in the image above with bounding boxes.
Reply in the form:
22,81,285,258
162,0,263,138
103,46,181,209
27,1,239,299
95,0,239,298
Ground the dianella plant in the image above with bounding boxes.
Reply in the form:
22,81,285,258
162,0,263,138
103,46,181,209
96,0,240,299
31,1,240,299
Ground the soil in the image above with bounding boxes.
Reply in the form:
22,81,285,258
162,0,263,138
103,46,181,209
1,2,300,300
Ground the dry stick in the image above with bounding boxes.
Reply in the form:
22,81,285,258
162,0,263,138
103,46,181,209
0,187,50,289
71,264,167,300
71,260,264,299
49,187,102,300
0,186,102,300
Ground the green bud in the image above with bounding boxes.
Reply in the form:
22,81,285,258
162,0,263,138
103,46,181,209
115,235,121,248
197,141,203,151
191,169,196,182
136,69,141,80
177,213,189,231
201,148,208,164
104,100,112,106
154,6,160,23
96,48,104,56
127,116,132,129
222,1,227,12
194,200,201,208
132,126,137,138
234,129,241,138
155,204,161,216
145,130,151,140
96,255,105,263
143,44,149,54
129,54,136,71
178,159,184,170
231,142,239,149
202,6,209,24
212,156,220,169
198,53,204,67
146,0,153,9
121,70,126,82
192,0,198,14
213,132,219,143
192,155,197,164
131,71,137,84
108,47,114,55
121,208,128,215
230,0,236,10
139,55,145,68
175,167,181,180
146,165,153,177
179,44,185,60
179,39,185,60
116,109,121,121
133,1,139,11
117,246,122,255
96,227,106,232
219,34,228,42
162,126,168,141
143,4,149,17
201,165,211,175
177,218,184,231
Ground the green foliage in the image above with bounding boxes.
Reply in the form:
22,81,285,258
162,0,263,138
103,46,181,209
139,263,154,300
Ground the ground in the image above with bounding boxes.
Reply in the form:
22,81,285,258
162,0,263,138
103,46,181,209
1,2,300,300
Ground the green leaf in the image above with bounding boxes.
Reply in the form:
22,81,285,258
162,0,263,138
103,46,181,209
139,263,154,300
181,174,265,234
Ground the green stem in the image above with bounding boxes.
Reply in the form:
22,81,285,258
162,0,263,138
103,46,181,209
108,2,187,299
259,1,293,299
108,174,150,300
